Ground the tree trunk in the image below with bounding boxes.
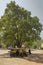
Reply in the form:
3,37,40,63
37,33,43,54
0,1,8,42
16,39,21,48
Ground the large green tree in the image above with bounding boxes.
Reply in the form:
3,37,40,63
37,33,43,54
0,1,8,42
0,1,42,48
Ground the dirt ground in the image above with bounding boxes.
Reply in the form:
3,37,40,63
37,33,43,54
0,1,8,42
0,49,43,65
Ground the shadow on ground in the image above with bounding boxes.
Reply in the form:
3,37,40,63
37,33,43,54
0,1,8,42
0,53,43,64
24,53,43,63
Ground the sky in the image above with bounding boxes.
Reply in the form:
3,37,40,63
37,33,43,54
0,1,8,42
0,0,43,39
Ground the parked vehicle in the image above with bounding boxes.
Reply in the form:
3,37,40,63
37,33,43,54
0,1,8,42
10,48,28,57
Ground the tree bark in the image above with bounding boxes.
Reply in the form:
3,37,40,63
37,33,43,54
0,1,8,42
16,39,21,48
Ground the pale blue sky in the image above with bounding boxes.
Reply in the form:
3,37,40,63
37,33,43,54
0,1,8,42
0,0,43,39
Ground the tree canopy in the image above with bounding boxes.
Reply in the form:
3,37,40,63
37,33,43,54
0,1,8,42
0,1,42,48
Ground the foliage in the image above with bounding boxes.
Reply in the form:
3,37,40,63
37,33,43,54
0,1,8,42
0,1,42,48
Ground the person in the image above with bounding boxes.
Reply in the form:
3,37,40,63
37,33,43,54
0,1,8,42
29,48,31,54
